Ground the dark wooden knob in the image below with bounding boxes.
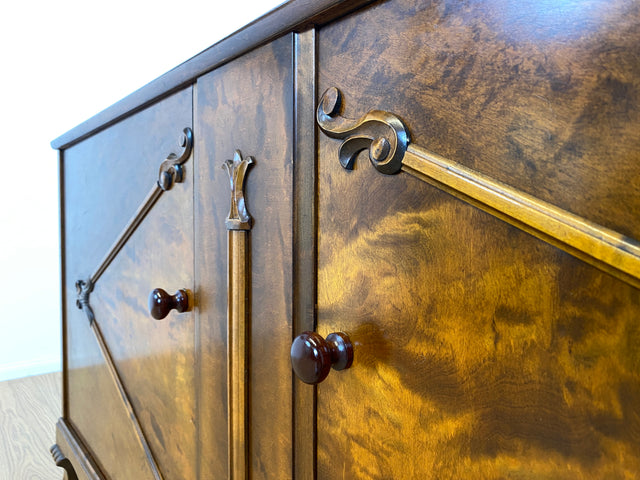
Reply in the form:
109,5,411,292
290,331,354,384
148,288,189,320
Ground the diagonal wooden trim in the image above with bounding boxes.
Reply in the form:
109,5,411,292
402,145,640,290
90,128,193,285
316,87,640,290
89,316,165,480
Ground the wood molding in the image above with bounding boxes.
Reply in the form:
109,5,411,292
317,87,640,290
224,151,254,479
293,27,318,480
90,128,193,285
401,145,640,290
74,282,164,479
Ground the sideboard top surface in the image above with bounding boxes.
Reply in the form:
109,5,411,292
51,0,374,150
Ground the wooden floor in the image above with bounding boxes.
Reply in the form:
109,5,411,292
0,372,63,479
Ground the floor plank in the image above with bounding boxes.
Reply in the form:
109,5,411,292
0,372,62,479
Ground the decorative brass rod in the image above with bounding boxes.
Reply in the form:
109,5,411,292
90,127,193,285
90,185,162,284
223,150,253,480
316,87,640,290
401,145,640,289
75,280,163,480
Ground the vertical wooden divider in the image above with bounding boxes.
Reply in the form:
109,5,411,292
293,28,318,480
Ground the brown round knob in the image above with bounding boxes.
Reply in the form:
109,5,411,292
290,331,354,384
148,288,189,320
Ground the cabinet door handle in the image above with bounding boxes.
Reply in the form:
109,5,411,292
148,288,189,320
291,331,354,384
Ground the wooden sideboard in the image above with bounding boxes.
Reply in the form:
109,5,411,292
51,0,640,478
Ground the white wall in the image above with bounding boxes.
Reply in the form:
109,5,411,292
0,0,283,381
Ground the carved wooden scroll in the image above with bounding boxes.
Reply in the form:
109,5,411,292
67,128,193,480
223,150,254,480
317,88,640,290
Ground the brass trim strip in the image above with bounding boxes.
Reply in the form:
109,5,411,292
402,145,640,289
223,150,254,479
90,127,193,284
75,280,164,480
227,230,250,480
316,87,640,290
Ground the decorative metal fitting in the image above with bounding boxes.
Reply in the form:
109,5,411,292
316,87,410,175
157,127,194,191
75,279,95,324
223,150,254,230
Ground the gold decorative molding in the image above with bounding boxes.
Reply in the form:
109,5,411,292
223,150,254,231
91,127,193,284
317,87,640,290
222,150,254,479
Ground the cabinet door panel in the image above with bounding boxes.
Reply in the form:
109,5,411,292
63,87,193,478
318,0,640,240
316,156,640,479
316,0,640,476
195,34,294,480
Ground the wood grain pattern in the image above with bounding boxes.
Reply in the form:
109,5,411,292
316,126,640,480
315,3,640,475
293,27,318,480
318,0,640,241
195,35,294,479
402,144,640,288
0,373,62,479
63,87,193,479
89,158,195,479
228,230,250,480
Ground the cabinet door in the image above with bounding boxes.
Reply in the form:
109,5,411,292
310,1,640,478
63,87,195,479
195,34,294,479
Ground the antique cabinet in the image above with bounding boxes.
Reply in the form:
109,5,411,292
51,0,640,479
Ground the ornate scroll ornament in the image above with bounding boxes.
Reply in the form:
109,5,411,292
157,127,194,191
75,279,95,325
316,87,410,174
223,150,254,230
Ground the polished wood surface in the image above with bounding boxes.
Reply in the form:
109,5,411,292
90,154,195,479
62,87,193,479
318,0,640,241
54,0,640,478
317,1,640,479
316,167,640,479
0,373,62,479
195,34,294,479
315,1,640,477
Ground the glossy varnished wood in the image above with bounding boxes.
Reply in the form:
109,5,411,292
62,87,193,479
315,2,640,477
292,27,318,480
89,153,195,479
195,35,294,479
318,0,640,241
316,162,640,479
